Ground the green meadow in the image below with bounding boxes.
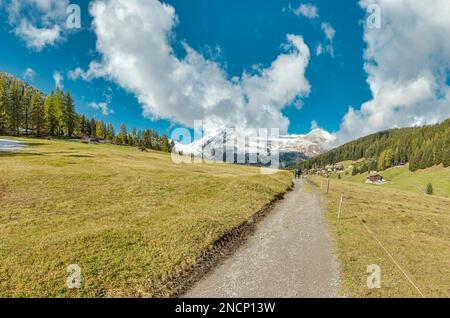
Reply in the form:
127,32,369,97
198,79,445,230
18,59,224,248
340,163,450,198
309,170,450,297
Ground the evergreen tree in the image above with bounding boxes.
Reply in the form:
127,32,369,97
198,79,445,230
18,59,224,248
106,123,115,141
22,88,32,135
420,142,433,170
0,77,7,134
426,183,433,195
79,115,87,134
45,92,58,136
62,92,77,136
54,88,64,135
86,118,92,137
89,118,96,138
161,135,170,152
7,81,22,135
96,120,105,139
443,147,450,168
31,91,45,136
118,124,128,144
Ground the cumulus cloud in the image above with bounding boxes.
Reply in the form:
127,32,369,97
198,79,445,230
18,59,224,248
23,67,36,81
4,0,70,51
321,22,335,41
89,101,114,116
72,0,311,134
289,3,319,19
335,0,450,144
317,22,336,57
288,4,334,58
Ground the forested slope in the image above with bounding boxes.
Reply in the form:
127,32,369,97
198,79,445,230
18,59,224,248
0,71,173,151
298,119,450,172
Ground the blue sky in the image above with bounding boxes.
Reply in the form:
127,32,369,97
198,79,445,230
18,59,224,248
1,0,449,142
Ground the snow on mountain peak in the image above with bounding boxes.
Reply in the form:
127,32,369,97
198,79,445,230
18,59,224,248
174,128,335,165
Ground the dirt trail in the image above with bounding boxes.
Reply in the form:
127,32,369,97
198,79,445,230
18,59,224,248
184,179,340,298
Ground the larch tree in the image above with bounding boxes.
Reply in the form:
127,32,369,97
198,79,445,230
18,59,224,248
96,120,105,139
31,91,45,136
0,77,7,134
63,92,77,136
118,124,128,144
45,92,58,136
89,118,96,138
53,88,64,135
22,88,32,135
7,81,22,136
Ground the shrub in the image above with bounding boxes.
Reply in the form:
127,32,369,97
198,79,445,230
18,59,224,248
426,183,433,195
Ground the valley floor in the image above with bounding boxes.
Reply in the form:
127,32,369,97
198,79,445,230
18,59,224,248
0,137,292,297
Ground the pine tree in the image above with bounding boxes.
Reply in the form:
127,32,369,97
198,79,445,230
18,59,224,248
420,142,433,170
0,77,7,134
45,92,57,136
7,81,22,136
79,115,87,134
89,118,96,138
86,118,92,137
31,91,45,136
54,88,64,135
22,88,32,135
443,147,450,168
62,92,77,136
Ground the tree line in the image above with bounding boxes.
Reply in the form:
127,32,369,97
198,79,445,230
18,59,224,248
298,119,450,173
0,71,174,152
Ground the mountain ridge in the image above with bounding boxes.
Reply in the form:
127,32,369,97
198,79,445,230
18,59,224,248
175,127,336,167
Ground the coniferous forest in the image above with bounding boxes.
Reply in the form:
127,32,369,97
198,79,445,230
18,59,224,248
0,71,174,152
298,119,450,173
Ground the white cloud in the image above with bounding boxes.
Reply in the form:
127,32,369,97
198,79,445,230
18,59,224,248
315,23,335,58
4,0,69,51
89,101,114,116
335,0,450,144
310,120,318,130
72,0,311,134
315,43,323,56
321,22,335,41
289,3,319,19
53,71,63,89
14,19,61,51
23,67,37,81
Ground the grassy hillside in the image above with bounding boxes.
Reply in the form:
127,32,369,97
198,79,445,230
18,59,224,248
338,163,450,198
308,176,450,297
298,118,450,173
0,137,292,297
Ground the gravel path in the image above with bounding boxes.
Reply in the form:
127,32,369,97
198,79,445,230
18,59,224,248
184,179,340,298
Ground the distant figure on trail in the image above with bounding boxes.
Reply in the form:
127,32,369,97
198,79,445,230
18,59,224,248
295,169,302,179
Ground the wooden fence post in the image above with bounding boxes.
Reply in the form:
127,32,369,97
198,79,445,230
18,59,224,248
338,193,344,219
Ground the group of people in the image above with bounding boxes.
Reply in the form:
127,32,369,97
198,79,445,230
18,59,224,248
294,169,303,179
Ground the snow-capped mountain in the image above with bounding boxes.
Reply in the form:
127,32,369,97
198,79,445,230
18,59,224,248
175,128,335,167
